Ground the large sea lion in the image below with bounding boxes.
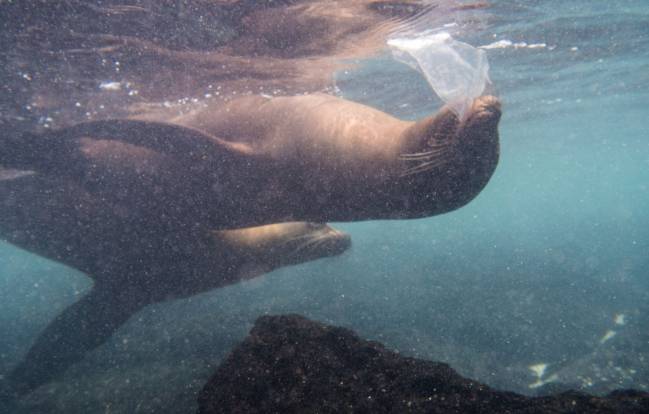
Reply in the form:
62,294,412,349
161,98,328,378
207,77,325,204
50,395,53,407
0,173,350,398
1,93,501,229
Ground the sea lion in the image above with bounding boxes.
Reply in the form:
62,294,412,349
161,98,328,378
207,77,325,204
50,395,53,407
0,173,350,398
0,94,501,229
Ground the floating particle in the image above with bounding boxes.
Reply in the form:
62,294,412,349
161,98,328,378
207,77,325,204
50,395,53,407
529,363,547,379
600,330,616,344
99,81,122,91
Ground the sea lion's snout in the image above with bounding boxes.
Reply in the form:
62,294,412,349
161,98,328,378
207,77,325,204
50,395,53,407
457,95,501,152
273,223,351,266
399,96,500,178
465,96,501,128
474,95,501,113
397,94,502,218
321,227,352,256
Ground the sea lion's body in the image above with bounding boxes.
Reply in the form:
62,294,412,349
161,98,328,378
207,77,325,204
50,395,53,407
1,94,501,229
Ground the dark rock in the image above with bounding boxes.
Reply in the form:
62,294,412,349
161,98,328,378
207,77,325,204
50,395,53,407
197,314,649,414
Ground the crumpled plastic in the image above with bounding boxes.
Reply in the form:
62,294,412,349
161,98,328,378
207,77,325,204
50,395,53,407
388,31,491,120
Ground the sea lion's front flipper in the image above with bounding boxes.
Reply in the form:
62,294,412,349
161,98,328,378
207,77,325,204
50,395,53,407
5,286,144,398
63,120,256,160
0,119,254,172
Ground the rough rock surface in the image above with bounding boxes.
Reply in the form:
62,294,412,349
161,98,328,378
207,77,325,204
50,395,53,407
197,314,649,413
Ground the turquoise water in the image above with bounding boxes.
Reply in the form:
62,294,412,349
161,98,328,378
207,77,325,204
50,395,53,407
2,1,649,412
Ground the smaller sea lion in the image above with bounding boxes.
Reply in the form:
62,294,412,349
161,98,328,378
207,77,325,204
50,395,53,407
0,173,350,398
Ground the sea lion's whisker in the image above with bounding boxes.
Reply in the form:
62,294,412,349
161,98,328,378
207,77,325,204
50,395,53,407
286,231,325,250
277,233,315,249
401,158,448,177
289,235,328,257
401,147,446,157
399,148,447,161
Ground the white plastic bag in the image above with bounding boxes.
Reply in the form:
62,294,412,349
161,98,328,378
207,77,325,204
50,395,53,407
388,31,490,120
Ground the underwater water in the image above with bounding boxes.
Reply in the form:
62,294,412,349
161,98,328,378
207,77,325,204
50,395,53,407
1,0,648,412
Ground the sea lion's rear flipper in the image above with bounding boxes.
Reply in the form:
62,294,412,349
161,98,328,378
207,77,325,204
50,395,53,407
5,286,143,398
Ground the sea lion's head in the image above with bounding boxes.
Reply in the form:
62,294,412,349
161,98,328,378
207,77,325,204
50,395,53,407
263,222,352,266
395,95,501,218
217,222,351,269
